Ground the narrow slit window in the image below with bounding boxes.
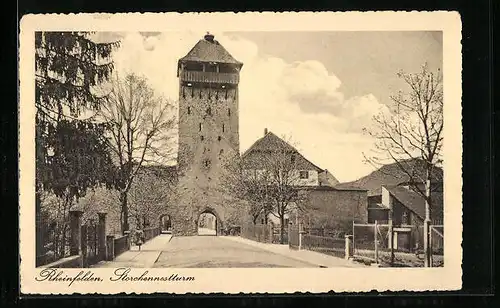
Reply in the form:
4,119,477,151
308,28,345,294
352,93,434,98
222,123,225,132
228,108,231,116
218,136,221,141
200,135,204,141
199,123,203,131
207,107,211,116
187,106,191,114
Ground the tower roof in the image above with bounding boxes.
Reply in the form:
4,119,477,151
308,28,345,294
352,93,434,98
179,33,243,66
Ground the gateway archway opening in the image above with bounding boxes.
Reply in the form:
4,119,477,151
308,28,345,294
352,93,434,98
159,214,172,234
197,212,217,236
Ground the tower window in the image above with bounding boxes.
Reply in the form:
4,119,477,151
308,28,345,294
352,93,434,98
219,149,224,155
222,124,225,132
199,123,203,131
205,63,218,73
187,106,191,114
201,135,204,141
218,136,221,141
228,108,231,116
207,107,212,116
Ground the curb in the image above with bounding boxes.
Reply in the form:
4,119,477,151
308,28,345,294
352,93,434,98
220,236,332,268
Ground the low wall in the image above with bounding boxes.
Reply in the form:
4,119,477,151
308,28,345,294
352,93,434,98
114,234,130,257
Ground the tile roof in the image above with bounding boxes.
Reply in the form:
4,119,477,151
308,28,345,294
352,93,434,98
179,37,243,66
241,131,323,172
384,185,443,220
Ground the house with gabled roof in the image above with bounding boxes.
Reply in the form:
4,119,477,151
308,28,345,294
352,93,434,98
375,185,444,251
241,129,367,228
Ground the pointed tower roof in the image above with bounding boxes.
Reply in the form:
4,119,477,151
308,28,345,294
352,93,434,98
179,33,243,66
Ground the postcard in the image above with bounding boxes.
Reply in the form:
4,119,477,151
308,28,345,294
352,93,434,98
19,11,462,294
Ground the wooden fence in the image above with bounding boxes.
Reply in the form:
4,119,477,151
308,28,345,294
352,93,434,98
241,224,289,244
301,234,345,259
352,222,444,266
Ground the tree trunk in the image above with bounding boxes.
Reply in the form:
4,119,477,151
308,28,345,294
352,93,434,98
120,191,129,234
423,165,432,267
279,211,285,244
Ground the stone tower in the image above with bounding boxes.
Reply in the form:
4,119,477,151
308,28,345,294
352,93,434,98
173,33,243,235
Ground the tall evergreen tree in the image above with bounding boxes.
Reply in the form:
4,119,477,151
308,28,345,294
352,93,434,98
35,32,119,265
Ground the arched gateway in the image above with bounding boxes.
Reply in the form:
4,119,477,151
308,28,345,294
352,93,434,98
165,33,245,236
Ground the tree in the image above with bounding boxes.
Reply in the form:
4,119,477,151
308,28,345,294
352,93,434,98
219,154,274,225
222,135,311,244
98,73,176,233
364,63,443,267
35,32,119,264
128,166,177,230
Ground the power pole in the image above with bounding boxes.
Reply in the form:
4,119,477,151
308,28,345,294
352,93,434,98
423,169,432,267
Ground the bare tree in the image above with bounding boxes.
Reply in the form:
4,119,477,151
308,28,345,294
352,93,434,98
99,73,176,233
222,135,311,244
128,166,176,230
219,155,274,225
364,63,443,267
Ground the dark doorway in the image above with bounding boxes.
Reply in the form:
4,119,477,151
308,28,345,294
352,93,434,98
197,212,217,236
159,215,172,233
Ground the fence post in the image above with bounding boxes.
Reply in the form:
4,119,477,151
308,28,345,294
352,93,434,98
69,210,83,267
288,222,292,247
374,220,379,264
298,222,303,250
352,221,356,254
345,235,353,260
97,212,107,262
429,225,433,268
106,235,115,261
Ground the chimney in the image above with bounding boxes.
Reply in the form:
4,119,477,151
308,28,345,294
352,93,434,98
264,128,268,136
204,32,215,42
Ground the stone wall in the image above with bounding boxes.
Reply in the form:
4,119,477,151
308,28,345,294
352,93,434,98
304,189,368,231
174,82,241,236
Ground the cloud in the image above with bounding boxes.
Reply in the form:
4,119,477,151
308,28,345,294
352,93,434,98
105,31,390,182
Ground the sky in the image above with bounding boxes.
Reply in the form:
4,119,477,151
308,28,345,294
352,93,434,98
94,31,442,182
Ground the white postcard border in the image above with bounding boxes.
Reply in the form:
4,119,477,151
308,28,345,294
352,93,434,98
19,11,463,294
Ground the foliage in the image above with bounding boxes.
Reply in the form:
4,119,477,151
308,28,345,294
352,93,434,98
128,166,176,230
35,31,120,200
220,135,312,243
364,63,443,202
98,73,177,232
363,63,443,267
35,32,119,264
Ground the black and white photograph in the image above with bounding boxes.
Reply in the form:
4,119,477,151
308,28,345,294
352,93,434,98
19,12,462,294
